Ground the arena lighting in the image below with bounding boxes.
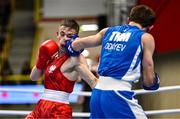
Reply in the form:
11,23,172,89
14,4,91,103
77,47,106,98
80,24,98,31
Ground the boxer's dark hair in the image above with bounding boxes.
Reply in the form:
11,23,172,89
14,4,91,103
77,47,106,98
129,5,156,27
61,18,79,34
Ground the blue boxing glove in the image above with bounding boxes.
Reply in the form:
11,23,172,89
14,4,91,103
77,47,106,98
65,34,84,56
143,72,160,90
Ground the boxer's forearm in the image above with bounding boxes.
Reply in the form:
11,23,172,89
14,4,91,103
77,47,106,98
75,63,97,89
72,29,106,51
30,66,43,81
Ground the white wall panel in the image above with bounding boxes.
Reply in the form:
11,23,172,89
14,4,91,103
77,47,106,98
43,0,106,17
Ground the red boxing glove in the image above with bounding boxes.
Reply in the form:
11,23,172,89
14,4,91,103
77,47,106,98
36,39,59,70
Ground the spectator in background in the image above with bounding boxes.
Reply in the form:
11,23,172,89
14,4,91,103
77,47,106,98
1,58,13,76
0,27,6,52
20,60,35,85
1,58,15,85
0,0,11,32
21,60,31,75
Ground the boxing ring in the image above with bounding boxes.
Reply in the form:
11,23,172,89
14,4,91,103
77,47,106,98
0,85,180,117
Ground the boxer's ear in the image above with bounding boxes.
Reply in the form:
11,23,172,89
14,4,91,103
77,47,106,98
127,17,130,24
144,25,154,32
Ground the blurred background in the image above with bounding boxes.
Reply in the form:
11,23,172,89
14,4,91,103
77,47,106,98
0,0,180,118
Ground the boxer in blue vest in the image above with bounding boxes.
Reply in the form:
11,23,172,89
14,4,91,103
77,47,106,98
65,5,160,119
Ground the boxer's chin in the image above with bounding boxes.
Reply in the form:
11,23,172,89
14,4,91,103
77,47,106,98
59,42,65,47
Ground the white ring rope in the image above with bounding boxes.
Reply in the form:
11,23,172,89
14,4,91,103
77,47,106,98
0,110,90,117
0,109,180,116
0,85,180,96
0,85,180,117
135,85,180,95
